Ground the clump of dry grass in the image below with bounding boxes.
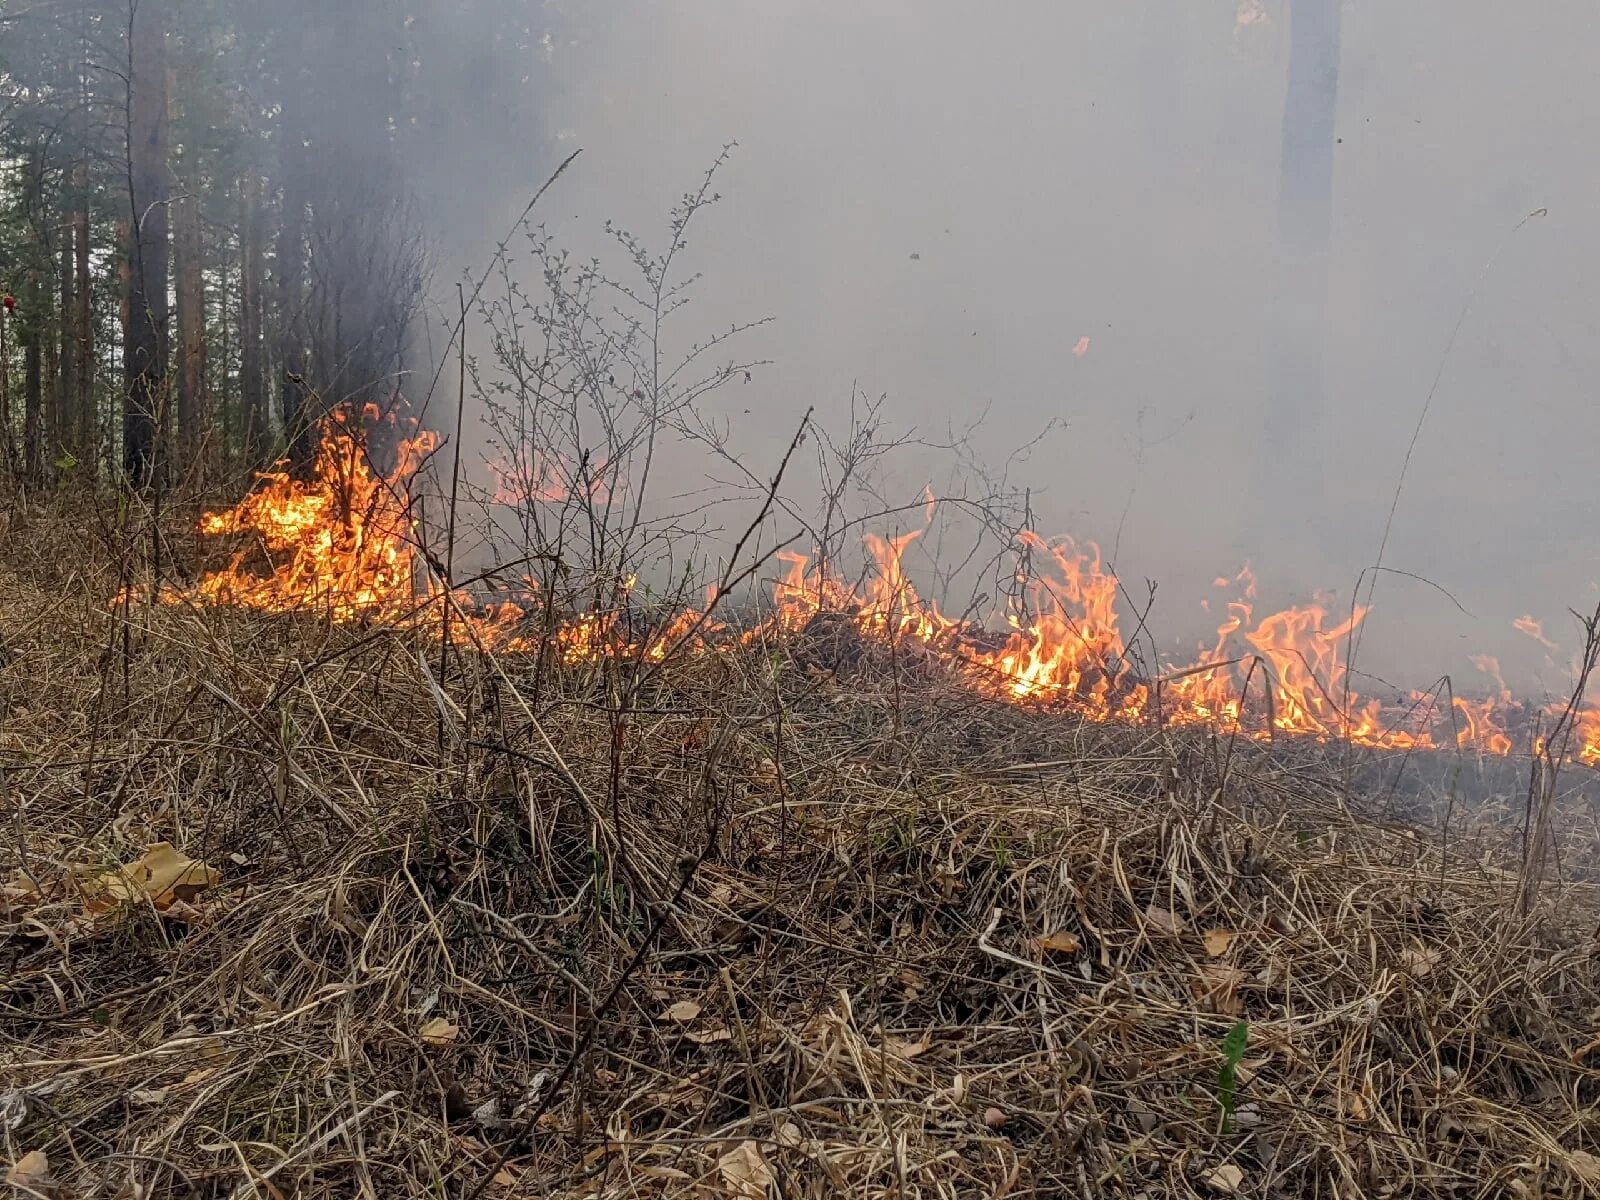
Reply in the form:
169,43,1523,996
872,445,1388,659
4,506,1600,1200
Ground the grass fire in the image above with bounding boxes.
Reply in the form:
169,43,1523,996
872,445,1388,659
6,5,1600,1199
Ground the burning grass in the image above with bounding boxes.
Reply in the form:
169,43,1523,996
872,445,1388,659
6,497,1600,1198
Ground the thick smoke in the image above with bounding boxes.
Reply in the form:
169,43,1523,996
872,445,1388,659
424,1,1594,696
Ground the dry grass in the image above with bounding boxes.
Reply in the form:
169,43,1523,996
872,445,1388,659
5,505,1600,1200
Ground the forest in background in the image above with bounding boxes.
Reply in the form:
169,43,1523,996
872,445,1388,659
0,0,591,489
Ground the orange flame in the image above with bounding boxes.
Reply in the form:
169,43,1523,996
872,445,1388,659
186,406,435,617
139,418,1600,765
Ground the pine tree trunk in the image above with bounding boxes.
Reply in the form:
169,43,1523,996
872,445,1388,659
174,187,206,482
277,168,311,477
22,145,45,480
275,7,314,478
23,278,43,480
122,0,170,486
57,224,77,467
1264,0,1341,488
73,167,94,476
240,171,266,467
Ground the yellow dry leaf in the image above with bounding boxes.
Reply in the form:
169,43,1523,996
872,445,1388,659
1203,927,1236,958
717,1139,774,1199
1037,928,1081,955
884,1036,928,1059
663,999,702,1023
419,1016,459,1045
1399,946,1442,978
7,1149,50,1189
84,842,220,913
1203,1162,1246,1194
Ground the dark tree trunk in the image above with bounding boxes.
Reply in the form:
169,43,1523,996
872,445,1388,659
23,280,43,480
1262,0,1341,527
22,145,46,480
240,171,266,466
174,188,207,480
122,0,170,486
275,3,314,478
57,224,77,465
74,166,95,475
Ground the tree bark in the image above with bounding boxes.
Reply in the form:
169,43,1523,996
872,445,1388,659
57,223,78,465
277,124,311,476
22,144,46,480
174,187,207,481
74,164,95,475
122,0,170,486
1264,0,1341,474
240,170,266,466
23,279,43,480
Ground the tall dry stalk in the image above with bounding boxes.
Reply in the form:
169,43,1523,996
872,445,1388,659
1517,599,1600,914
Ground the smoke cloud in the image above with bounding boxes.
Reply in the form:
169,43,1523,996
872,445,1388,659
434,0,1598,696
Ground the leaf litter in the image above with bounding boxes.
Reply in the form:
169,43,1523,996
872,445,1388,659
5,550,1600,1198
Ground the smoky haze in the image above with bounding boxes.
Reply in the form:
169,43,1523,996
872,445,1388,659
429,0,1599,700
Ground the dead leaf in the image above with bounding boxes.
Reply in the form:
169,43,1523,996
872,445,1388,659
1203,1162,1246,1194
663,999,702,1023
717,1139,774,1199
1037,928,1081,955
491,1167,519,1188
1192,963,1247,1015
1570,1033,1600,1063
686,1026,733,1045
983,1106,1008,1129
8,1149,51,1190
884,1036,928,1059
1143,905,1184,937
774,1121,803,1148
82,843,220,913
419,1016,459,1045
1399,946,1442,978
1203,927,1236,958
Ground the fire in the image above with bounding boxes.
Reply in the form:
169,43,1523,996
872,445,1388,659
185,406,435,617
142,414,1600,764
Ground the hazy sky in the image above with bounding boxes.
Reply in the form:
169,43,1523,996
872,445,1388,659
457,0,1600,694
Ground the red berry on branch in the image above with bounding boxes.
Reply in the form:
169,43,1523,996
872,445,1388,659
2,295,14,313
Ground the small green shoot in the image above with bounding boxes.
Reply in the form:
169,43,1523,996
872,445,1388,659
1217,1020,1249,1132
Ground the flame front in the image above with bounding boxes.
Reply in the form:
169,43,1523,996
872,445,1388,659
146,414,1600,764
186,407,435,617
